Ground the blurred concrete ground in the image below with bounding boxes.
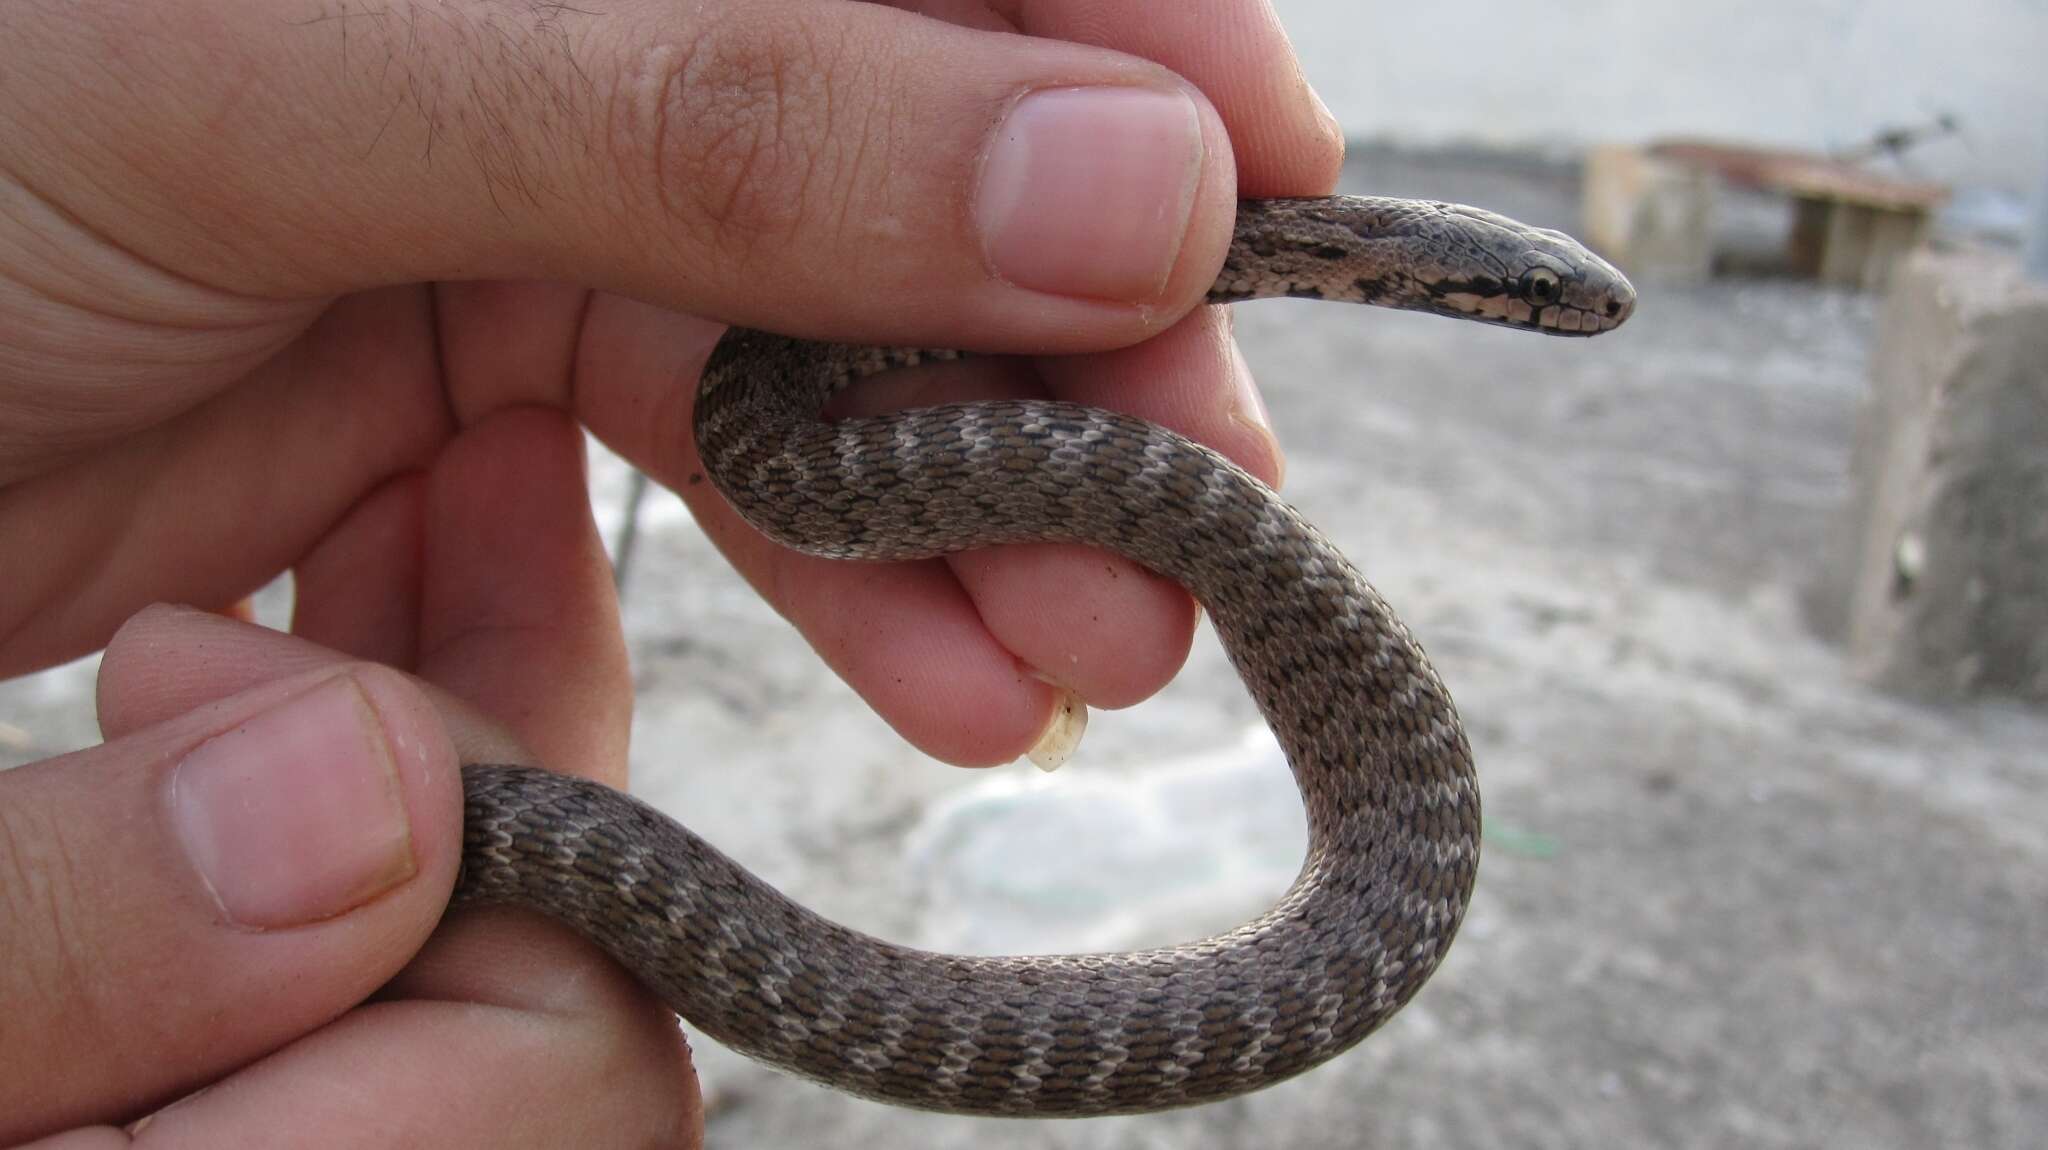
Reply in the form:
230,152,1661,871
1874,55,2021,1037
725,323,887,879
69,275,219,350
4,146,2043,1148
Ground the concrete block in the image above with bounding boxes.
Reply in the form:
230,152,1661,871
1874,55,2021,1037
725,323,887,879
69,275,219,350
1825,247,2048,701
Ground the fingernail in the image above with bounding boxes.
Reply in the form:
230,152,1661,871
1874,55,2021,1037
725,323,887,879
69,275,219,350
1025,689,1089,773
977,86,1204,301
1228,341,1273,434
170,675,415,928
1302,75,1342,146
1227,338,1285,487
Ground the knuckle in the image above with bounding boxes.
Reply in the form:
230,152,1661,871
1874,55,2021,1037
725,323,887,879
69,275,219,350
608,14,876,256
0,795,98,1017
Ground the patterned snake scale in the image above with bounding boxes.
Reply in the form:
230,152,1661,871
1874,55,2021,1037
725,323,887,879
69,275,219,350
453,197,1636,1116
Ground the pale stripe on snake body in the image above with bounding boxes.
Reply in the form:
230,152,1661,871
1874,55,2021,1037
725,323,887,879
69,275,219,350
452,195,1635,1116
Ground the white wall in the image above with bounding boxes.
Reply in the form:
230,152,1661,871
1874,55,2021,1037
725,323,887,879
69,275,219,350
1276,0,2045,192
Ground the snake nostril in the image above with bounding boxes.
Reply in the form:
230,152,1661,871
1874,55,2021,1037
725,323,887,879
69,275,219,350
1606,299,1623,317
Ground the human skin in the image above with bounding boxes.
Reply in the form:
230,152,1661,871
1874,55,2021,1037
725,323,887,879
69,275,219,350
0,0,1342,1143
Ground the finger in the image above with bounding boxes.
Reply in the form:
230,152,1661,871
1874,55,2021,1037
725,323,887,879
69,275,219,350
817,346,1230,712
318,409,685,1143
76,614,692,1147
913,0,1346,195
0,662,464,1142
84,414,679,1138
385,409,685,1142
292,472,429,669
0,287,448,678
102,605,541,775
100,411,629,778
576,303,1276,763
431,280,593,424
121,909,698,1150
14,0,1238,348
412,407,630,784
568,298,1060,765
962,306,1281,707
1037,306,1281,488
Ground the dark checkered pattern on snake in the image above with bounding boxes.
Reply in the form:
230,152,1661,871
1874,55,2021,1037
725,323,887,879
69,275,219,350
452,196,1635,1116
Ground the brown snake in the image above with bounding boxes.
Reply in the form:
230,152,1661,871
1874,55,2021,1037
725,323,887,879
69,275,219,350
452,196,1635,1116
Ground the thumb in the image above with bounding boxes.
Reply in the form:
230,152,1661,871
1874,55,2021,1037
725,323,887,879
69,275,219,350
15,0,1237,350
0,665,463,1142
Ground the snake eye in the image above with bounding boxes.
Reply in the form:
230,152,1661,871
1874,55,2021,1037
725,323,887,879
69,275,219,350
1520,267,1563,307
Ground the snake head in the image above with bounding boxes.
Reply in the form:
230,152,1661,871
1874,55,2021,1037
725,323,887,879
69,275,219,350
1409,204,1637,336
1214,197,1637,336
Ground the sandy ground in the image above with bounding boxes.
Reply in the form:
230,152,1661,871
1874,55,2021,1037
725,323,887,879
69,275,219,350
4,147,2043,1148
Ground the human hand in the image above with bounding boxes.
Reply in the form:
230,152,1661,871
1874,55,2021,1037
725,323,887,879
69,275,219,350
1,411,703,1146
0,0,1342,766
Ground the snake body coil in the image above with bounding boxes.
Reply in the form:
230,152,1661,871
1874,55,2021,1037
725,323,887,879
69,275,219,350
453,196,1635,1116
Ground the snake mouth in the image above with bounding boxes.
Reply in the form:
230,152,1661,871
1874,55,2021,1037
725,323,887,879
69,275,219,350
1429,286,1629,335
1574,253,1640,332
1526,281,1638,335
